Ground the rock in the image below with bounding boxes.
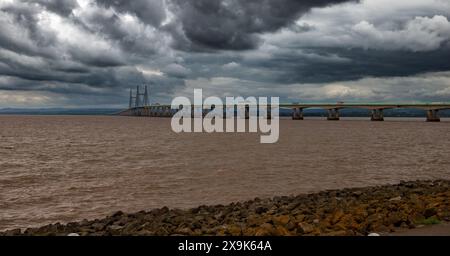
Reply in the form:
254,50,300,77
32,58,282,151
80,219,90,226
255,223,274,236
326,230,348,236
214,212,224,220
67,233,80,236
92,223,105,231
389,196,402,201
424,208,437,218
294,214,306,222
331,210,345,224
352,191,363,197
274,226,290,236
108,225,123,231
4,228,22,236
272,215,290,226
175,227,193,235
136,230,155,236
255,207,268,214
227,225,242,236
3,180,450,236
297,222,315,234
242,227,256,236
368,233,380,236
112,211,124,217
285,221,296,231
386,212,404,227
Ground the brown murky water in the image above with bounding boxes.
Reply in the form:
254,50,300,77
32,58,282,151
1,115,449,231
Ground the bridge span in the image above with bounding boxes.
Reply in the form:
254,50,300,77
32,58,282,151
118,103,450,122
119,86,450,122
284,103,450,122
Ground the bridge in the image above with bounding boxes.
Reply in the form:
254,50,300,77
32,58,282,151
118,86,450,122
285,103,450,122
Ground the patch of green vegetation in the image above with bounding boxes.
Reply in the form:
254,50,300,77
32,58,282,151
416,216,441,225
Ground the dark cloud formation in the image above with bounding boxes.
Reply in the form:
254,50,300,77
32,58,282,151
95,0,166,27
254,48,450,84
0,3,57,58
27,0,79,16
0,0,450,107
166,0,357,51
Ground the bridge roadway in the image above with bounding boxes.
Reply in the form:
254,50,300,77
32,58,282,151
118,103,450,122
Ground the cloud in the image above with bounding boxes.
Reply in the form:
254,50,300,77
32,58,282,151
162,63,191,78
177,71,450,103
222,62,240,70
352,15,450,51
265,0,450,51
165,0,357,51
25,0,79,16
95,0,167,27
0,0,450,107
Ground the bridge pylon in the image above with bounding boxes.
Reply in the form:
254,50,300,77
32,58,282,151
143,85,149,106
128,85,149,110
128,88,134,109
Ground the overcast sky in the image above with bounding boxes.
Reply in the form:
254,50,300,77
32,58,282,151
0,0,450,108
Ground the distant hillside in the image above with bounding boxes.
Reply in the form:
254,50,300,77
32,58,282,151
0,108,122,115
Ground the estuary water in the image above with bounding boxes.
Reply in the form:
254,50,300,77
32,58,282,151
1,115,449,230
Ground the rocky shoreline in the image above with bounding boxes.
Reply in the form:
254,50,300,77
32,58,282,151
2,180,450,236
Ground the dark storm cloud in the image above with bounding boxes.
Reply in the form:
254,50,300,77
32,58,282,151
24,0,79,16
0,50,151,90
243,48,450,84
88,0,358,52
1,0,450,107
166,0,357,51
0,3,58,58
95,0,166,27
177,40,450,82
0,1,126,68
70,8,161,58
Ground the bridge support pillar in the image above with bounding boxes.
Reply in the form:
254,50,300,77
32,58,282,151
163,106,170,117
292,108,304,120
371,109,384,121
327,108,340,120
134,107,141,116
244,105,250,119
426,109,440,122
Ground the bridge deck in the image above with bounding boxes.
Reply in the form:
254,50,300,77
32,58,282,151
123,103,450,110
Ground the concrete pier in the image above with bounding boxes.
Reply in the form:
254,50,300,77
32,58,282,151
292,107,304,120
245,105,249,119
427,109,440,122
327,108,340,120
371,109,384,121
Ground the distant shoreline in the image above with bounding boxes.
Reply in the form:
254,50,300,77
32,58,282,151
2,180,449,236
